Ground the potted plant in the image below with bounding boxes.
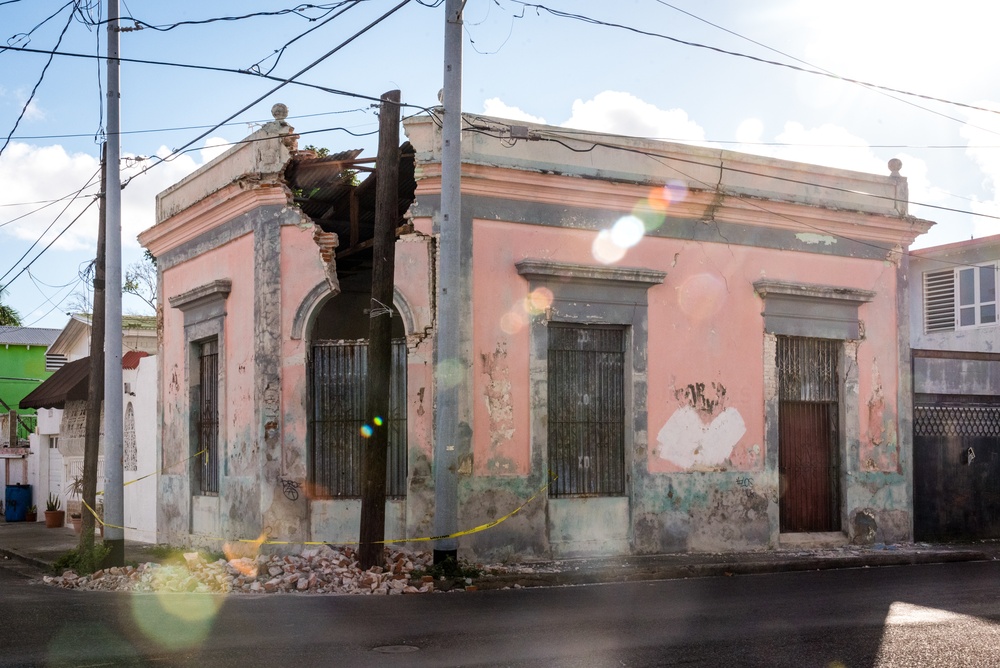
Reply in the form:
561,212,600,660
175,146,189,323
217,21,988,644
25,505,37,523
44,494,65,528
66,475,84,534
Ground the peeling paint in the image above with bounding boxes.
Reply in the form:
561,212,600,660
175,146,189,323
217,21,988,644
795,232,837,245
480,342,515,459
656,406,747,470
851,508,877,545
868,360,885,446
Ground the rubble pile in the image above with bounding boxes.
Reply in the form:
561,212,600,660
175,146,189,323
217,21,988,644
42,546,455,595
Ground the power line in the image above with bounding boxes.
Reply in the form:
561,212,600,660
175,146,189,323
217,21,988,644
2,43,389,104
508,1,1000,122
9,107,370,141
650,1,999,140
78,2,361,31
0,171,99,284
463,118,1000,225
0,167,101,223
122,0,414,187
245,1,363,76
0,3,76,158
0,196,98,290
0,0,74,53
525,125,994,271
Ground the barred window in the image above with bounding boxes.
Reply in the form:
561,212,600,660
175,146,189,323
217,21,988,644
309,339,407,498
196,338,219,495
547,325,626,497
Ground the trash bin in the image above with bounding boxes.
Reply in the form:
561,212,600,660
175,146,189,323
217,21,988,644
4,484,32,522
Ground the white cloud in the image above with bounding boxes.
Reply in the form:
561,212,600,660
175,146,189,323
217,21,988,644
0,139,222,253
482,98,547,124
959,104,1000,242
735,118,765,145
200,137,230,164
562,91,705,142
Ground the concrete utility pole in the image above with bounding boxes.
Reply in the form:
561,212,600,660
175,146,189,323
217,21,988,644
433,0,464,565
358,89,401,571
103,0,124,566
81,144,107,554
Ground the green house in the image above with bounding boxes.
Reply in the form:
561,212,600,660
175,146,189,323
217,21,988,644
0,326,61,443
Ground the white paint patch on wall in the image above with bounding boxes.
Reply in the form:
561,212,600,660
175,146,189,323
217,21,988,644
655,406,747,469
795,232,837,245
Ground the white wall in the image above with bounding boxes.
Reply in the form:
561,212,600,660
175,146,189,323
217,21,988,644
124,355,157,543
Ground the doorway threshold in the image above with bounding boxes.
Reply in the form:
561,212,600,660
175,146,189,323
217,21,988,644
779,531,848,549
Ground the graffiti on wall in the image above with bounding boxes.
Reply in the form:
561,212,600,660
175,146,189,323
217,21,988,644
656,381,746,470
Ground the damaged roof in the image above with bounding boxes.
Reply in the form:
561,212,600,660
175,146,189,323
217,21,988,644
286,143,417,275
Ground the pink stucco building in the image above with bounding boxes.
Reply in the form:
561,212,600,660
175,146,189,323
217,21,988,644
140,105,932,559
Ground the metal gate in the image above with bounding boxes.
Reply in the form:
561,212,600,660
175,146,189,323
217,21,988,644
547,325,626,497
197,339,219,495
914,402,1000,540
777,336,841,532
309,339,407,498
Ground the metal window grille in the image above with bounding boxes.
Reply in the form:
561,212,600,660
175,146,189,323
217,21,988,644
547,325,626,497
197,339,219,495
309,339,407,498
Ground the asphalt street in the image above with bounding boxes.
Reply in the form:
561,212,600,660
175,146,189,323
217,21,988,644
2,560,1000,667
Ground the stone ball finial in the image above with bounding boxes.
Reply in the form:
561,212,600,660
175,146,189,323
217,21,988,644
888,158,902,176
271,103,289,121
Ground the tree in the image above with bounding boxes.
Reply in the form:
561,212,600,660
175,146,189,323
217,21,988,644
67,249,157,318
122,249,157,313
0,284,21,326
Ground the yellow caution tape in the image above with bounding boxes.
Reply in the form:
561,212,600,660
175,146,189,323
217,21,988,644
236,473,557,546
83,450,208,532
79,456,554,549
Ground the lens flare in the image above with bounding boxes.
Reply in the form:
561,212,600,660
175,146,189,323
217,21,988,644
664,180,688,204
610,215,645,248
677,272,727,322
525,287,553,314
132,590,224,649
592,229,627,265
436,358,463,389
360,424,373,438
373,416,384,426
500,310,526,334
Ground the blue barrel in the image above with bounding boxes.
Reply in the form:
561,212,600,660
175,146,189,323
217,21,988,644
5,484,31,522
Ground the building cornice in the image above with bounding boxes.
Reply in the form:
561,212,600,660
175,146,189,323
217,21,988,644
139,184,289,258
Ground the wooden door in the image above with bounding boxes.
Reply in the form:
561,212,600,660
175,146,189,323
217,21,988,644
777,337,841,533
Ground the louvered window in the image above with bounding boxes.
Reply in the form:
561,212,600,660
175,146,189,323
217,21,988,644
923,269,955,333
45,352,67,372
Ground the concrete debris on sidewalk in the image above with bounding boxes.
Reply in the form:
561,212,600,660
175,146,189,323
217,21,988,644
40,546,551,595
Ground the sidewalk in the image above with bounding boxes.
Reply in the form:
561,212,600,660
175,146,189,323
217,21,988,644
1,517,998,588
0,518,165,572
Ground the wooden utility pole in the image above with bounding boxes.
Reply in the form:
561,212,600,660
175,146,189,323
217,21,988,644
358,89,401,571
81,144,107,554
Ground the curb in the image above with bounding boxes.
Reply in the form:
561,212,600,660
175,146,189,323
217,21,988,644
0,547,51,573
474,549,993,590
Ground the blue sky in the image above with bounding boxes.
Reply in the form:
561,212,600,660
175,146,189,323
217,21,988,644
2,0,999,328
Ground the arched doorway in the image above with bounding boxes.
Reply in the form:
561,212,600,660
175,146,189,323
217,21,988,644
307,285,407,499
